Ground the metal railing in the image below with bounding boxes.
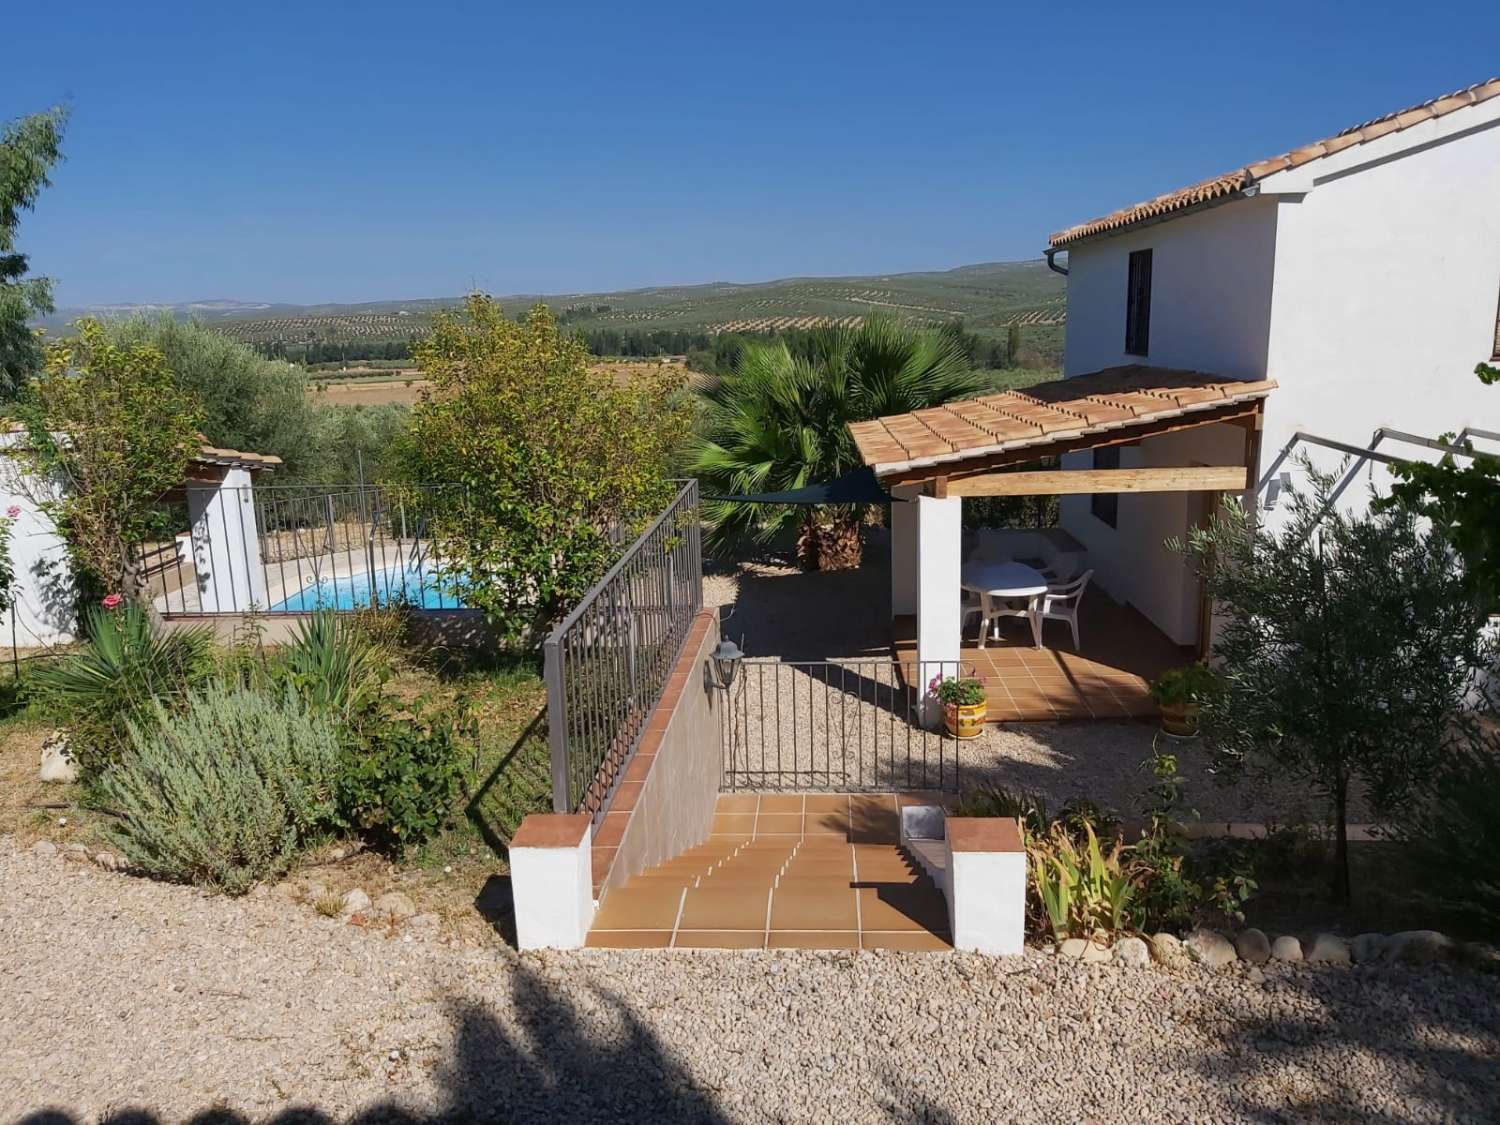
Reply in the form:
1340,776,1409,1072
142,483,467,616
543,480,703,816
722,658,962,793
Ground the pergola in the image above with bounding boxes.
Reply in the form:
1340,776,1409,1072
847,365,1276,682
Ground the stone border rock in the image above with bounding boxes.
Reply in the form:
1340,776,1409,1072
1053,925,1498,973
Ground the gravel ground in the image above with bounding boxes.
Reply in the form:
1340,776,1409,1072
5,842,1499,1124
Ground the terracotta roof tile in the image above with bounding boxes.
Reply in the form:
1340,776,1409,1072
1050,76,1500,248
850,366,1276,476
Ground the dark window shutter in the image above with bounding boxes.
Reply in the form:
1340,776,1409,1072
1125,249,1153,356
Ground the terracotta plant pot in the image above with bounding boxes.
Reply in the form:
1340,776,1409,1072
944,700,987,739
1160,701,1200,737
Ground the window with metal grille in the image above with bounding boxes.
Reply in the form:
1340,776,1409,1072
1125,248,1153,356
1091,446,1120,528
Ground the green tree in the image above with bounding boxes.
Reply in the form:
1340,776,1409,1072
1179,467,1491,901
396,295,690,642
106,313,320,478
690,317,985,569
308,402,410,485
1377,361,1500,606
11,318,205,604
1,106,68,395
1006,323,1022,367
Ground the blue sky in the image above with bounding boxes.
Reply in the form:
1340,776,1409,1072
6,0,1499,306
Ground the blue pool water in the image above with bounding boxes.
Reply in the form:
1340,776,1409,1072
269,563,466,612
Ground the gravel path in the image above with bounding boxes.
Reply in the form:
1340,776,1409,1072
5,842,1498,1123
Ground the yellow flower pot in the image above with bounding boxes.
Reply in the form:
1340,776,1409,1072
944,700,987,739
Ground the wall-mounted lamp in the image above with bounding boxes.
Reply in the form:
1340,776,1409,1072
710,638,743,691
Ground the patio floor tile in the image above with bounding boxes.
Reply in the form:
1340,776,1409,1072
592,885,684,931
715,794,760,814
862,931,953,951
679,886,772,931
754,813,805,835
770,886,858,931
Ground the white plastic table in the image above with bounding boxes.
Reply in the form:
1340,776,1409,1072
961,560,1049,648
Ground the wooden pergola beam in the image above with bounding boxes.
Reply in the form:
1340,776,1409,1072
945,465,1250,498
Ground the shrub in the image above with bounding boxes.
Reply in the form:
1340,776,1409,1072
99,683,343,894
1395,728,1500,928
337,700,471,854
29,604,215,778
1147,662,1222,707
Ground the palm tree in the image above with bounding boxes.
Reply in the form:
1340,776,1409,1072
690,318,988,570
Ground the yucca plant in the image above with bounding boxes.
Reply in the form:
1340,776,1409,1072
29,603,215,779
275,609,389,726
690,318,986,569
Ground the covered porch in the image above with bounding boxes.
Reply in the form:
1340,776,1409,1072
849,364,1276,722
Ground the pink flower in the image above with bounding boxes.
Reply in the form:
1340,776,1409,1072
5,506,18,519
101,593,123,610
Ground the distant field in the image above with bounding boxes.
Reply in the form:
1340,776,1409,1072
309,359,690,406
47,260,1067,365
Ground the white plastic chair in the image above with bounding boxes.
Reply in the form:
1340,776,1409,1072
986,569,1094,649
960,589,988,640
1037,570,1093,650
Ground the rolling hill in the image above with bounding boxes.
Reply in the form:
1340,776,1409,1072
44,259,1068,362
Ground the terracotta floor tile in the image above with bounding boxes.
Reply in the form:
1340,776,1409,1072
679,886,771,931
802,794,851,813
856,886,948,932
757,794,805,815
673,930,766,949
802,812,851,837
715,794,759,814
861,931,953,952
591,885,685,930
754,813,804,835
711,813,757,835
585,930,673,949
770,885,858,931
769,931,861,950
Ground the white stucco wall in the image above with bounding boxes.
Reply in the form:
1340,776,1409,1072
1258,109,1500,520
1061,194,1279,381
1058,423,1243,646
1057,98,1500,644
0,443,78,648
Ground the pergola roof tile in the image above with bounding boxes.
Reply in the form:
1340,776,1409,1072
850,365,1275,477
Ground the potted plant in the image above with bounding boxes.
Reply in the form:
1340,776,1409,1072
1148,663,1222,737
929,674,987,739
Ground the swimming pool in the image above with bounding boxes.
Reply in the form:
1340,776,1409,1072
269,563,467,612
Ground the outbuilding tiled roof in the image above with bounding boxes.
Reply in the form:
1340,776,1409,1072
849,366,1275,477
1049,76,1500,248
191,441,283,471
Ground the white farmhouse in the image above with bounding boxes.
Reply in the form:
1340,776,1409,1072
1046,75,1500,648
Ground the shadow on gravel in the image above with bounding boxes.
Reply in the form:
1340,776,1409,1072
1190,965,1500,1123
16,965,730,1125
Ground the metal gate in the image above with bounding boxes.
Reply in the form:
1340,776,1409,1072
722,658,962,793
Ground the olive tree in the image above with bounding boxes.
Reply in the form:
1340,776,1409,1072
1179,465,1491,900
1,106,67,395
396,296,689,643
